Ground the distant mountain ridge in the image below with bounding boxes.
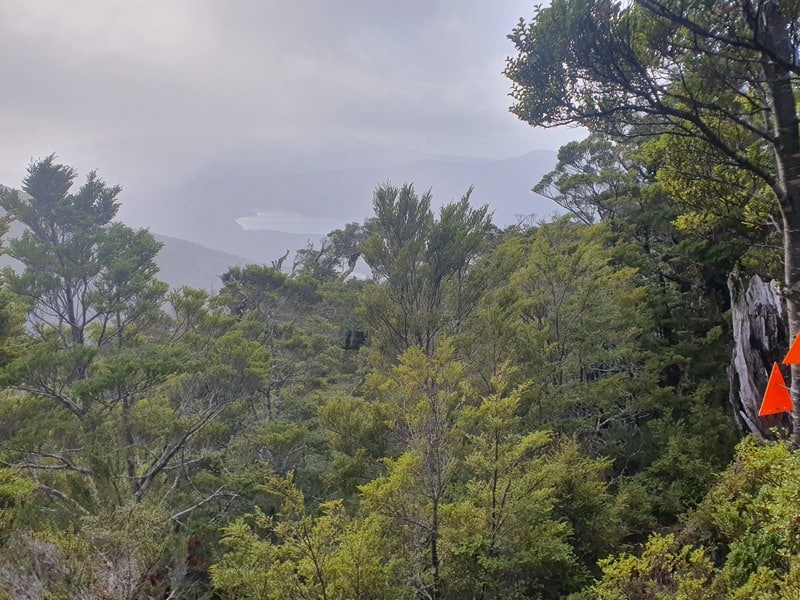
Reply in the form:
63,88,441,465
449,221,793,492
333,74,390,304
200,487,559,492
3,150,560,290
151,234,252,291
123,149,560,261
0,200,314,291
0,224,261,292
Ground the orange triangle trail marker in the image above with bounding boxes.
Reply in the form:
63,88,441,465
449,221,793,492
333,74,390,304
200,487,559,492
759,363,794,417
783,333,800,364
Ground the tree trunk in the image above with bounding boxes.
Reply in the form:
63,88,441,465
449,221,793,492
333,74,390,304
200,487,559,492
782,212,800,447
754,0,800,447
430,499,440,600
728,271,790,438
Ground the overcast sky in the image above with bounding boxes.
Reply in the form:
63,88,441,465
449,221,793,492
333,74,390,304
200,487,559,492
0,0,581,228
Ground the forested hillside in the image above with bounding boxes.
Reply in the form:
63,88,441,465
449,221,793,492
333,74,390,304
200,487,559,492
2,1,800,598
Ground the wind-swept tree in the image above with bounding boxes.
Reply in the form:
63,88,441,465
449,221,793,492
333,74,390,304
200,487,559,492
1,155,163,349
359,182,493,358
0,158,261,512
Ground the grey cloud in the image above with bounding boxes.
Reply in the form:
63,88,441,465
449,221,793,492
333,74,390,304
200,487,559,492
0,0,582,233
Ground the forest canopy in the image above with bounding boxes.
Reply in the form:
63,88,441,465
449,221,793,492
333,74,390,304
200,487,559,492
1,0,800,597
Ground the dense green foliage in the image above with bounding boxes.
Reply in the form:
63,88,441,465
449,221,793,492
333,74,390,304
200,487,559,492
2,1,800,596
0,148,766,598
506,0,800,447
579,438,800,599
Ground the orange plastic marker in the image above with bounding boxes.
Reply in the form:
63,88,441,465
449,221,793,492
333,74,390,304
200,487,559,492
759,363,794,416
783,334,800,364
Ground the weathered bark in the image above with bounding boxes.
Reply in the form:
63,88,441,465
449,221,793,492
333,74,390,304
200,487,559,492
728,271,791,438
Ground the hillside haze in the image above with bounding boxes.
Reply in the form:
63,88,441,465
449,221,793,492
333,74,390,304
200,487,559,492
123,150,559,263
2,150,561,290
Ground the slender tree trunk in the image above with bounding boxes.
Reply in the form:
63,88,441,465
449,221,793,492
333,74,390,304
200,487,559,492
430,499,440,600
770,95,800,447
782,211,800,447
756,0,800,447
121,395,137,495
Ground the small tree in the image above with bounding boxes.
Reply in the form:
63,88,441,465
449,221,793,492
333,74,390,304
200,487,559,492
360,183,493,358
360,343,465,600
0,158,260,513
442,370,579,599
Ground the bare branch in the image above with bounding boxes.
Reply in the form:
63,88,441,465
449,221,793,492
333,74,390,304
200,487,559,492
11,383,85,419
38,485,90,516
133,405,223,501
169,487,239,524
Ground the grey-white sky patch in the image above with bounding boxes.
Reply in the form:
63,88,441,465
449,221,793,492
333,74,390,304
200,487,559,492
0,0,581,235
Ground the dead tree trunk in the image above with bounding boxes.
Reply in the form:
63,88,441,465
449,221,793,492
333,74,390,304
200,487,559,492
728,271,791,438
